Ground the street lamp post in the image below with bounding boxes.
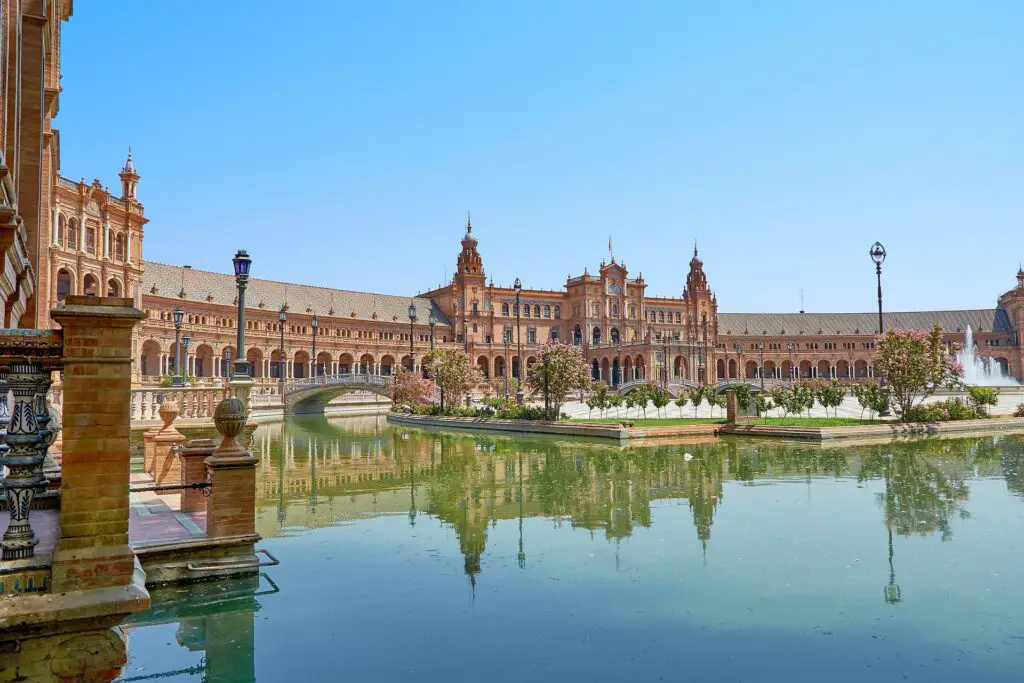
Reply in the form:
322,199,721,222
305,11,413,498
181,334,191,384
787,342,796,383
503,328,510,401
428,311,436,351
232,249,252,378
408,302,417,374
172,306,184,387
311,313,318,378
734,343,743,382
278,307,286,387
224,348,232,381
758,341,765,390
514,278,524,404
662,336,669,390
870,242,886,334
463,317,469,354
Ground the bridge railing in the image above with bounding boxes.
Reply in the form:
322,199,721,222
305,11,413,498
283,373,395,394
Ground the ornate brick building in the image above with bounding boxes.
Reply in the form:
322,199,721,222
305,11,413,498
83,213,1020,390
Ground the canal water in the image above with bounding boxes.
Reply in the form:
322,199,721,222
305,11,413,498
117,416,1024,682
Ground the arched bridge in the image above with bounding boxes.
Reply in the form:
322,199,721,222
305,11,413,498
616,378,777,397
283,374,394,415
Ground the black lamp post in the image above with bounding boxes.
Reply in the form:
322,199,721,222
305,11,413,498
224,348,232,381
734,343,743,382
181,334,191,384
278,307,286,386
172,306,184,386
787,342,796,382
514,278,523,404
503,328,511,401
232,249,252,378
428,310,436,350
662,335,669,389
870,242,886,334
408,301,417,374
757,341,765,390
463,317,469,353
311,313,318,378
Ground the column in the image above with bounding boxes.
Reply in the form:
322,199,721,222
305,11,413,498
205,396,259,540
50,295,150,596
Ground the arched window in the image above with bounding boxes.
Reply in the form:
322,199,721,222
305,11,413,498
67,218,79,250
502,303,509,316
610,327,620,344
107,279,121,297
85,225,96,253
543,305,551,318
57,269,72,302
523,305,530,318
57,214,66,247
612,303,618,318
114,233,126,261
553,306,561,319
533,304,540,317
592,327,601,346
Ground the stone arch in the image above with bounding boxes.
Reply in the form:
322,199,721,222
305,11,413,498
764,360,777,378
140,339,161,377
601,357,610,383
194,344,215,377
673,355,686,379
623,356,633,381
494,355,506,378
727,358,737,379
526,356,537,373
56,213,67,247
106,278,122,297
476,355,489,380
400,354,412,372
511,356,521,379
854,359,868,378
717,358,725,379
248,348,265,378
220,346,236,377
592,327,601,346
316,351,332,376
379,354,396,376
799,360,812,379
82,273,99,297
745,360,758,379
573,324,582,346
817,359,831,378
270,349,285,379
114,232,126,261
781,359,793,379
634,355,645,379
610,327,620,344
836,359,850,378
293,350,309,378
359,353,374,374
56,268,73,302
994,357,1010,377
591,358,599,381
338,352,354,374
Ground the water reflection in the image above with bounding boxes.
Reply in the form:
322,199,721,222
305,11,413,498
250,415,1024,591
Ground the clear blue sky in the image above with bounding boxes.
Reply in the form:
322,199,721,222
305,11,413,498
59,1,1022,313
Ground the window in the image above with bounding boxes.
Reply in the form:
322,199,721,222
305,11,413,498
502,303,509,316
550,328,559,341
554,305,561,319
56,215,66,246
649,311,656,322
630,305,636,319
527,326,537,344
472,323,478,333
85,226,96,253
472,302,479,315
114,233,126,261
675,312,681,323
512,304,519,317
533,304,540,317
592,302,600,316
612,303,618,318
658,311,665,323
523,305,530,318
544,305,551,318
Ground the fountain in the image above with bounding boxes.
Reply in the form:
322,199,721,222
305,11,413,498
957,326,1019,386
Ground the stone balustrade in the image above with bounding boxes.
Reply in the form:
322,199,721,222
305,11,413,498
131,387,229,422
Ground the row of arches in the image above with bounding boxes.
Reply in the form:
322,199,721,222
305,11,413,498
139,341,426,380
56,267,123,301
715,358,878,380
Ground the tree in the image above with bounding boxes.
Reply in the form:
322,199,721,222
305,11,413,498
585,394,599,418
793,383,816,419
688,387,705,418
422,348,482,413
754,394,774,423
966,385,998,417
674,393,689,417
389,368,436,408
770,386,795,424
732,383,753,412
525,342,591,419
873,325,963,421
853,383,871,420
816,381,846,418
652,387,670,418
591,380,610,418
607,392,623,416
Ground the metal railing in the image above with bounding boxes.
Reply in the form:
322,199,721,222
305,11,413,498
283,372,395,394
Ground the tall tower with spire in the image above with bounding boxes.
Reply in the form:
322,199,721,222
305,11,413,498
453,214,486,346
119,148,139,200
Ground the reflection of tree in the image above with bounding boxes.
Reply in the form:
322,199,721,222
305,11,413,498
859,443,970,541
997,435,1024,499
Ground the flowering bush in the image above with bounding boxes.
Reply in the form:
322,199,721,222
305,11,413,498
525,342,590,418
388,369,436,408
873,325,962,422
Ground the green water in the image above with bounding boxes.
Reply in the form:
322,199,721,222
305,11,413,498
118,415,1024,682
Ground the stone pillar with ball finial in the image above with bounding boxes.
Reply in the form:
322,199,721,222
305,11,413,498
146,398,186,485
205,396,260,540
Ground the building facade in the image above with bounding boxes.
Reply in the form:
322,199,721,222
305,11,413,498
73,214,1018,391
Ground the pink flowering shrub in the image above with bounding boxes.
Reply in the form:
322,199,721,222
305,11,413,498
873,324,962,422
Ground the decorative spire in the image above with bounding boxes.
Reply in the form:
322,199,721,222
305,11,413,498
122,146,137,175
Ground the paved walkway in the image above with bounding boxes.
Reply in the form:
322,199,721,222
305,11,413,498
129,473,206,547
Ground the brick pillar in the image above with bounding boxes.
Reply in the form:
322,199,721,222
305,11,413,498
151,411,185,487
726,390,738,424
49,296,147,593
205,397,259,538
178,438,216,513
